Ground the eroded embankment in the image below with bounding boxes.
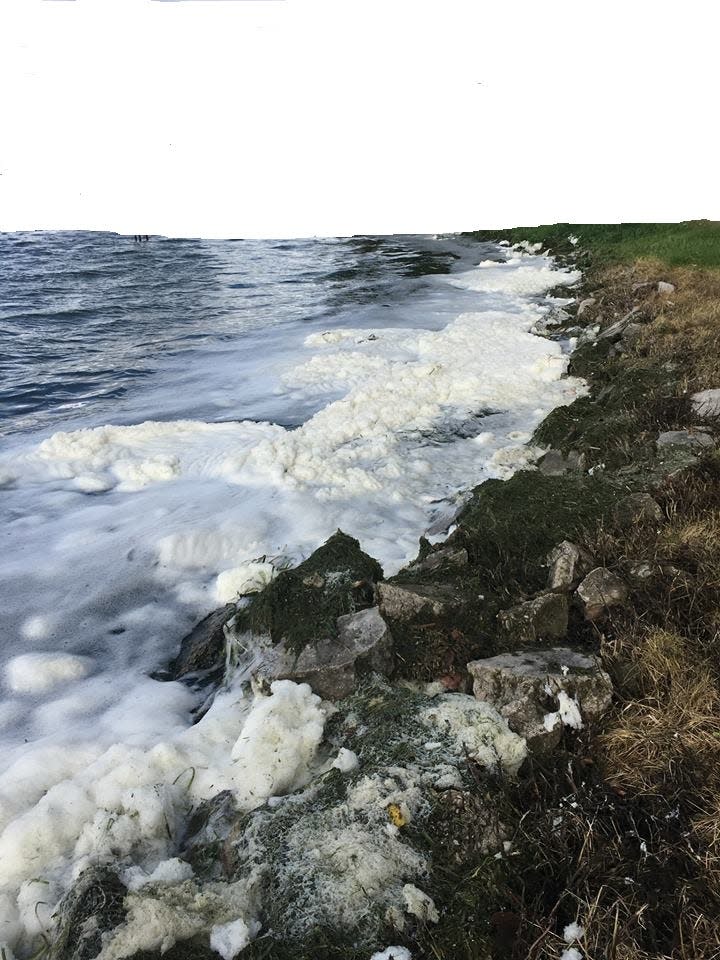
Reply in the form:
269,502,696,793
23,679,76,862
41,248,720,960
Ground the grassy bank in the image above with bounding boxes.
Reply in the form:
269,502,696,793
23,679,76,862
467,220,720,269
410,222,720,959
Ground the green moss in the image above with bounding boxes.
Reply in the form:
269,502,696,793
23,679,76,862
236,531,383,654
454,470,619,596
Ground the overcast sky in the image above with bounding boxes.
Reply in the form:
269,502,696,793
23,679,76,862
0,0,718,238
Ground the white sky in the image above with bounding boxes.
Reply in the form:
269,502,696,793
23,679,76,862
0,0,718,238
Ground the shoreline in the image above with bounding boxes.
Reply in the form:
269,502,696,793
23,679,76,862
18,225,720,960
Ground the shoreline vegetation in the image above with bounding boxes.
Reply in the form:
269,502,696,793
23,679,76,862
48,223,720,960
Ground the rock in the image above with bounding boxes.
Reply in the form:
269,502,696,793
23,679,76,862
576,568,629,620
597,308,641,343
377,581,459,621
467,647,613,754
614,493,663,526
576,298,596,316
657,281,675,295
498,592,568,645
691,388,720,419
629,561,654,582
264,606,394,700
546,541,593,592
407,546,469,576
49,866,128,960
620,322,644,348
537,449,586,477
168,604,236,682
656,429,714,450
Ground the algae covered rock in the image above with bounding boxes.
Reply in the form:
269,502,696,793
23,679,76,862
263,606,394,700
576,567,629,620
497,592,568,646
467,647,613,754
236,531,383,654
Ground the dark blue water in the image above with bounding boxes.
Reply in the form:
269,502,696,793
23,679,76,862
0,232,469,438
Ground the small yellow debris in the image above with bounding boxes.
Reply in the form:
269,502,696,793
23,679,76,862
387,803,406,828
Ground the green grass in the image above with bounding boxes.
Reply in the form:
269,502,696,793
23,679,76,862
466,220,720,268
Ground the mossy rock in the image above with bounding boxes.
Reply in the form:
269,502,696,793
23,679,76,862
236,531,383,654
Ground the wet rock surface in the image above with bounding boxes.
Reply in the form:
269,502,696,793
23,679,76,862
168,604,236,682
467,647,613,754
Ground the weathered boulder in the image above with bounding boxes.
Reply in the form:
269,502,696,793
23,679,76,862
261,606,394,701
546,541,593,592
467,647,613,754
377,581,459,621
576,567,629,620
657,280,675,295
691,388,720,419
613,492,663,526
657,429,714,450
168,604,236,681
497,592,568,646
49,866,128,960
537,449,586,477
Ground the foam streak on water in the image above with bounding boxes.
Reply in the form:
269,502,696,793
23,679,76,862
0,233,581,954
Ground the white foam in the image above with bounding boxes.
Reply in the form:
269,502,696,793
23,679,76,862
0,244,582,953
4,653,92,694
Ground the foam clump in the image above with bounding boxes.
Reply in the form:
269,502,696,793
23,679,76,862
4,653,92,694
210,917,262,959
214,562,276,603
230,680,325,806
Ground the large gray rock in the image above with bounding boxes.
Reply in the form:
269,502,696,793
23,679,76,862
613,492,663,526
377,581,459,621
497,592,568,646
261,606,394,700
546,541,593,592
576,567,629,620
657,280,675,295
657,430,714,450
467,647,613,754
691,388,720,419
168,604,236,681
49,866,128,960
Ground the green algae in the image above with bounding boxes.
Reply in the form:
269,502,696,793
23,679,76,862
235,531,383,654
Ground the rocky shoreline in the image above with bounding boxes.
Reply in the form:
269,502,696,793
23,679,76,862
48,234,720,960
